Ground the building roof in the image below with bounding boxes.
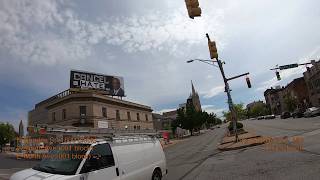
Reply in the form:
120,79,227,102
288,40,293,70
264,87,283,96
285,77,305,89
35,89,152,112
163,110,177,116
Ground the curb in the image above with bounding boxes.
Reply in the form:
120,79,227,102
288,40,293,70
220,135,262,145
218,130,267,151
218,141,266,151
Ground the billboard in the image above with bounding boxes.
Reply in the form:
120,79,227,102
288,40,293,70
70,70,125,96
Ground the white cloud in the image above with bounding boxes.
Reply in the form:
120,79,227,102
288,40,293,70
202,104,226,115
154,108,178,115
200,85,225,99
0,1,226,66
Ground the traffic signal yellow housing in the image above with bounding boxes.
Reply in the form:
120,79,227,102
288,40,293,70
185,0,202,19
208,40,218,59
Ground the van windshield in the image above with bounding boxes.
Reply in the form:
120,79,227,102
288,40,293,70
33,144,90,175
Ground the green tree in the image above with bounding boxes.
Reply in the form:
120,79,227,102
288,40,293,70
174,104,223,135
284,95,298,112
0,123,16,151
248,103,269,118
223,103,247,121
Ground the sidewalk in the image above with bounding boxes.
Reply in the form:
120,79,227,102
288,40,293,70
218,132,267,151
160,138,187,149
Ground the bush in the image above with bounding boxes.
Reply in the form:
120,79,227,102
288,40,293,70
228,121,243,131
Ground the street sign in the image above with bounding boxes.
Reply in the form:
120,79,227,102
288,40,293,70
279,63,298,70
98,121,109,129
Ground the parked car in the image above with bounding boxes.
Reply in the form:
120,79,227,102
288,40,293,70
10,135,167,180
257,116,264,120
292,109,305,118
264,114,276,119
281,112,291,119
304,107,320,117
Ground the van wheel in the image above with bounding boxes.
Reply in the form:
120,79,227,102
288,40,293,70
152,169,162,180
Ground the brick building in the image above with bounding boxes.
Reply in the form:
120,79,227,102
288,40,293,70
265,77,310,114
264,87,285,115
303,60,320,107
282,77,309,110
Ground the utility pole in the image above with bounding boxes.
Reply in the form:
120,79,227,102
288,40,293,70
184,1,250,142
205,33,250,142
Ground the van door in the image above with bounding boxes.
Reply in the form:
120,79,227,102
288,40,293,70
79,143,120,180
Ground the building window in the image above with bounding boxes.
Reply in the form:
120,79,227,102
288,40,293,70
102,107,107,118
145,114,148,121
116,110,120,120
80,106,87,117
52,112,56,122
127,112,131,120
136,113,140,121
62,109,66,120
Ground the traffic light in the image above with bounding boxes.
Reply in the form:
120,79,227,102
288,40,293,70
185,0,202,19
246,77,251,88
208,40,218,59
276,71,281,81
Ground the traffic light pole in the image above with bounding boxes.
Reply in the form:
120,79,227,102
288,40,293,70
187,57,250,142
270,62,313,71
205,33,250,142
216,58,239,142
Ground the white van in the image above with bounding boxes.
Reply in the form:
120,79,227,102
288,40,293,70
10,135,167,180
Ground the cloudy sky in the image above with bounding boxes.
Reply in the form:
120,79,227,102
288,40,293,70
1,0,320,129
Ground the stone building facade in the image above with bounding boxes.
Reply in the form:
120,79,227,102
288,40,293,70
264,87,285,115
303,60,320,107
265,77,310,114
282,77,309,110
28,89,153,133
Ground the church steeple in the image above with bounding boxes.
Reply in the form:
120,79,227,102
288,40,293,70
189,80,201,111
191,80,196,96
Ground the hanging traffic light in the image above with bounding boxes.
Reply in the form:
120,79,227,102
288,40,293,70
246,77,252,88
208,40,218,59
185,0,202,19
276,71,281,81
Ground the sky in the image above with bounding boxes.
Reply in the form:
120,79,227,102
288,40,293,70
0,0,320,130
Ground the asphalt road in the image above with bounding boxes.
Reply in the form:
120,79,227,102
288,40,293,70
2,117,320,180
163,127,226,180
165,117,320,180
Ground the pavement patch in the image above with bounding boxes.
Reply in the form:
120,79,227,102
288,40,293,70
218,132,267,151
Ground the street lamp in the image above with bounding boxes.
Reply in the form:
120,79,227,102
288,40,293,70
187,58,249,142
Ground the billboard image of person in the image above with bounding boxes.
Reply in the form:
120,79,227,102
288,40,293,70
111,77,124,96
70,70,125,97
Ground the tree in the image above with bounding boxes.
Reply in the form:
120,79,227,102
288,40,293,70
174,104,215,136
223,103,247,121
248,103,269,118
284,95,298,112
0,123,16,152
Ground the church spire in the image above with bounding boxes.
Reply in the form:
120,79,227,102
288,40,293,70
191,80,196,95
